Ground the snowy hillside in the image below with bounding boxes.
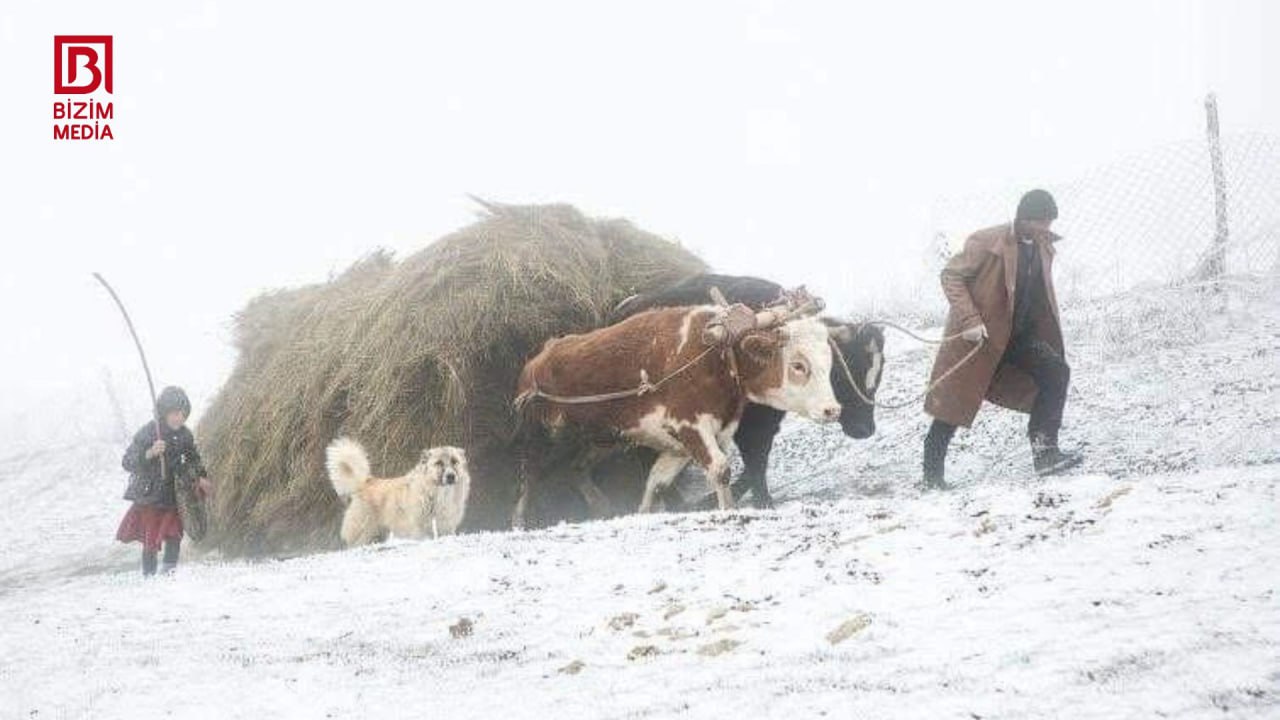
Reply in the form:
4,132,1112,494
1,279,1278,719
764,278,1280,504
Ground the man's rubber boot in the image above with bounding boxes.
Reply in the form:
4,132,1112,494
1032,434,1084,476
922,438,952,491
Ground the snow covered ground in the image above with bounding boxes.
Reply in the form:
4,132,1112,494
1,279,1278,719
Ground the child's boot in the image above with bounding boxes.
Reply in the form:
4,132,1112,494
160,539,180,575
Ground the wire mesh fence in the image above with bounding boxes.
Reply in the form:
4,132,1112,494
930,130,1280,308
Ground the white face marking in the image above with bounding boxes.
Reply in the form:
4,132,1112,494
865,339,883,392
748,316,840,422
785,350,812,385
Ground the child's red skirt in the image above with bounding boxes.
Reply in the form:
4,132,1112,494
116,504,183,552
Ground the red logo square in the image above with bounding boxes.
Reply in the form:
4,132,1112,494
54,35,113,94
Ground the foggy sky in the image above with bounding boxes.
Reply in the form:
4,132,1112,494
0,0,1275,448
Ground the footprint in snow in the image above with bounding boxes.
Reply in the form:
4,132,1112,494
827,613,872,645
607,612,639,631
697,638,742,657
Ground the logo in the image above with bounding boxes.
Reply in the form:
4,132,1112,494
55,35,112,94
53,35,114,141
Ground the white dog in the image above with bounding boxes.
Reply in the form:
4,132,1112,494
326,437,470,546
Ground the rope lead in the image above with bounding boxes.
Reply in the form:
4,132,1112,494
831,321,985,410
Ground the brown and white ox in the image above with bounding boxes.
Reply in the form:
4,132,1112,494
514,304,841,516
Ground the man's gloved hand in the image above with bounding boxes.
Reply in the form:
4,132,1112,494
960,323,988,343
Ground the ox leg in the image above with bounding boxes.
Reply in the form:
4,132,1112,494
639,453,690,513
708,446,734,512
733,403,784,509
573,474,616,519
566,444,621,519
656,482,688,513
512,423,581,530
513,427,559,530
511,477,530,530
679,423,735,511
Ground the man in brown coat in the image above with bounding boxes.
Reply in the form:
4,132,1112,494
922,189,1083,489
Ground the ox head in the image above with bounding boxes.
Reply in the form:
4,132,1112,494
825,322,885,439
737,315,841,423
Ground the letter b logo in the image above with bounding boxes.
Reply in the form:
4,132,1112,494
54,36,113,94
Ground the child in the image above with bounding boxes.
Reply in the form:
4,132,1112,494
116,386,213,576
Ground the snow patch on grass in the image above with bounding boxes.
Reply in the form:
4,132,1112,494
1,279,1278,718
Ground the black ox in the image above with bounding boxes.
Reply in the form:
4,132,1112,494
612,273,886,508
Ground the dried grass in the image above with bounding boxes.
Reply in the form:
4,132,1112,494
198,200,705,556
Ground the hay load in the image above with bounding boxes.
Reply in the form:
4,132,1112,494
198,200,706,557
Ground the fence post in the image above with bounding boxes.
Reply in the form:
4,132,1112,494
1199,93,1230,280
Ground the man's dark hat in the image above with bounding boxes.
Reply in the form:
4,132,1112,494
1016,189,1058,222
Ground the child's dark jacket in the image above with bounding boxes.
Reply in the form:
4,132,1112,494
122,421,205,508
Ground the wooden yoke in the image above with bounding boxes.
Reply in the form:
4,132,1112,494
702,285,825,346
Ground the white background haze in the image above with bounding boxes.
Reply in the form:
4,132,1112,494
0,0,1275,447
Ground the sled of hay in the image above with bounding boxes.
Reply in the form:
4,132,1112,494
198,200,706,557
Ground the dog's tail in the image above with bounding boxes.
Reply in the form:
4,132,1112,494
326,437,372,497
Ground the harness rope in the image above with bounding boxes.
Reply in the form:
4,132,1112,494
831,321,985,410
518,344,722,406
521,320,985,411
519,290,817,408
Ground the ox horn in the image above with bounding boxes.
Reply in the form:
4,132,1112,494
752,306,788,330
753,293,826,330
701,288,826,346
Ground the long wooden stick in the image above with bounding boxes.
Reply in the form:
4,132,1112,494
92,272,165,478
